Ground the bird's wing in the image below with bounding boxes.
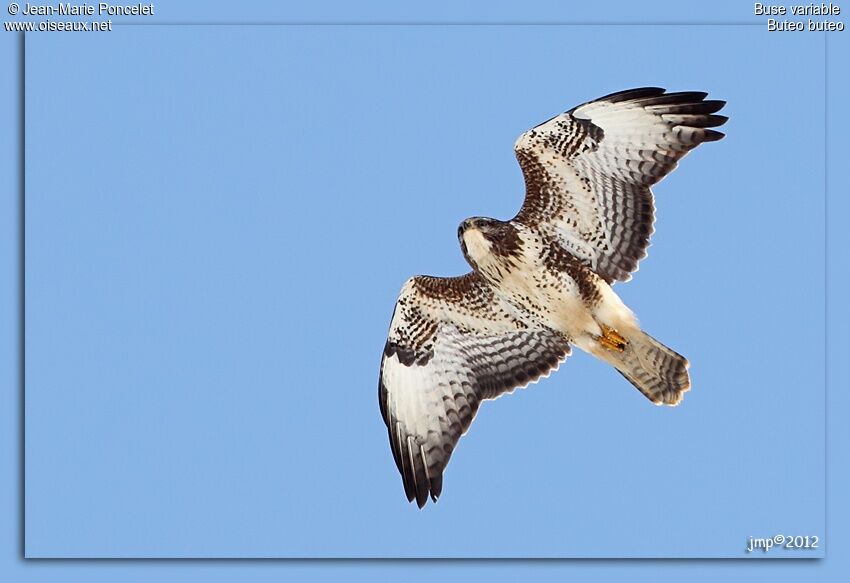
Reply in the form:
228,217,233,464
514,87,726,283
379,272,571,507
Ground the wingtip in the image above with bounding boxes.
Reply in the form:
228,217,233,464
412,487,440,508
702,129,726,142
405,473,443,508
676,90,708,101
430,475,443,502
405,487,438,509
600,86,666,103
711,115,729,127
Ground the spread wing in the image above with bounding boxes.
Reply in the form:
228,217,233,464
514,87,727,283
379,273,571,507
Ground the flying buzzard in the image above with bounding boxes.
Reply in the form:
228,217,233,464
378,87,727,507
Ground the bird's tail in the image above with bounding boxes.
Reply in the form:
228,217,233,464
596,329,690,406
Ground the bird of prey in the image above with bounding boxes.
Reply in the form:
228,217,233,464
378,87,727,507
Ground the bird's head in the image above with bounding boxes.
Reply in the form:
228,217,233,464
458,217,522,271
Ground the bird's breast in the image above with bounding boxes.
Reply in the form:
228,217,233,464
488,255,595,335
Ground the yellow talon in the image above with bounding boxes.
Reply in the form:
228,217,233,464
599,324,628,352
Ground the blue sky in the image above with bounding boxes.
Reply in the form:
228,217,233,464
2,0,849,580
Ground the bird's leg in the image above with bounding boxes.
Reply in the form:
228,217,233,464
598,324,628,352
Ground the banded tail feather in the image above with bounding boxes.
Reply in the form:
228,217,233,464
601,329,691,406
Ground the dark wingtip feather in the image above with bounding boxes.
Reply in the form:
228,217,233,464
632,91,709,107
665,114,728,128
415,486,428,508
567,87,665,114
702,114,728,128
670,90,709,101
637,91,727,142
701,129,726,142
430,475,443,502
393,426,417,503
400,462,416,504
647,99,726,115
601,87,666,103
397,436,431,508
404,440,443,508
705,100,727,113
